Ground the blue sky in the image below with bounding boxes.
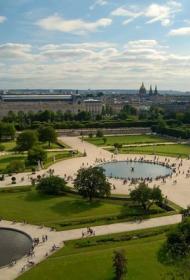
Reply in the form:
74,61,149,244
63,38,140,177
0,0,190,90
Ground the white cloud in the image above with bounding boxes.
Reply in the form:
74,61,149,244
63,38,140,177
145,1,182,26
169,26,190,36
2,40,190,90
90,0,109,10
0,43,33,60
111,7,142,25
125,40,158,49
36,15,112,35
0,16,7,23
111,1,182,26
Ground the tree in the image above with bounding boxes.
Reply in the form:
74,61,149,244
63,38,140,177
16,130,38,151
0,122,16,141
74,166,111,201
162,218,190,261
37,175,67,195
113,249,127,280
130,182,163,212
96,130,104,138
38,126,57,148
28,146,47,165
114,143,122,149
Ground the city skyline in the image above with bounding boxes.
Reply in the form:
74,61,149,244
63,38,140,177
0,0,190,90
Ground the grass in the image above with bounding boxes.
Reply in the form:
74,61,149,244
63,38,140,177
0,140,16,151
18,228,186,280
0,139,68,152
116,144,190,158
86,134,171,147
0,190,169,230
0,151,77,173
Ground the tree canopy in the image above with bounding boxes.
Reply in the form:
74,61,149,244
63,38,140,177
0,122,15,141
74,166,111,201
38,126,57,147
37,175,67,195
130,182,163,212
28,146,47,165
16,130,38,151
161,218,190,261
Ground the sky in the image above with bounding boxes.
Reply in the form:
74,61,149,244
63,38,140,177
0,0,190,90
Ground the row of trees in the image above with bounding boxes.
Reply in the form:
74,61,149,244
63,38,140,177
37,166,163,211
16,126,57,151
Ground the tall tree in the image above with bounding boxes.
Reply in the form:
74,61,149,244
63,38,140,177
28,146,47,165
113,249,127,280
38,126,57,148
16,130,38,151
74,166,111,201
130,182,163,212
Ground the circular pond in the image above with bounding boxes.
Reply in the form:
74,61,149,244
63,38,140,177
0,228,32,267
100,161,172,180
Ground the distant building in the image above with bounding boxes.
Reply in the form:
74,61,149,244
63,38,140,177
0,92,103,118
149,85,153,95
82,99,103,115
139,82,147,96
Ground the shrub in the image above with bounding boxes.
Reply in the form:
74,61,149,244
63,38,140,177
37,175,67,195
96,129,104,138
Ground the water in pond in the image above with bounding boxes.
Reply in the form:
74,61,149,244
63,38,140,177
0,228,32,267
100,161,172,180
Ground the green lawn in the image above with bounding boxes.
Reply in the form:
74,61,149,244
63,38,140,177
18,230,185,280
0,190,167,230
117,144,190,158
0,140,67,152
0,151,76,173
86,134,170,147
0,140,16,151
0,154,25,171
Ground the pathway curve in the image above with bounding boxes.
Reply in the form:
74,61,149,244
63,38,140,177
0,214,182,280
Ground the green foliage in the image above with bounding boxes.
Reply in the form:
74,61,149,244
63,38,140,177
130,182,163,212
6,160,25,174
37,175,67,195
103,137,107,144
38,126,57,147
16,130,38,151
96,129,104,138
28,146,47,165
162,218,190,261
0,144,5,151
0,122,16,141
114,143,123,149
74,166,111,201
113,249,127,280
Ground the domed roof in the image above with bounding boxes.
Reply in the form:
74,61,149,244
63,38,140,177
139,82,146,95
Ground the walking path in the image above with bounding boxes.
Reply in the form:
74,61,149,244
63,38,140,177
0,214,182,280
0,136,189,279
